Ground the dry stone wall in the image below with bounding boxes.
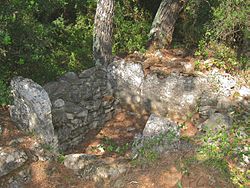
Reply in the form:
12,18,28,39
43,66,115,151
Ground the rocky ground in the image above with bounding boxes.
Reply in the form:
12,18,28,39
0,108,235,188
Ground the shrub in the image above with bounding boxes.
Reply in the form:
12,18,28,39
113,1,152,55
0,0,95,85
174,0,249,71
0,80,11,106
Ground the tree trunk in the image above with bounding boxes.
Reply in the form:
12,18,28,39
148,0,188,49
93,0,114,66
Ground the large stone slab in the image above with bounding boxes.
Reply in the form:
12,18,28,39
0,147,28,177
10,76,56,145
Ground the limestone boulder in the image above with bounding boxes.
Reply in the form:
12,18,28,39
0,147,28,177
10,77,56,145
143,114,179,137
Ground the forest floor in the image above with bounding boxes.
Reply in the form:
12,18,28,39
0,108,235,188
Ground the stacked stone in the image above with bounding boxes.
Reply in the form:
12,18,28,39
44,67,115,151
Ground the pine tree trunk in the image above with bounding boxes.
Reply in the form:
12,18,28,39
93,0,114,66
148,0,188,49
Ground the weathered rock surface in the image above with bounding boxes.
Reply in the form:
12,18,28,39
10,77,56,145
108,60,214,116
109,60,249,118
64,154,127,181
132,114,180,159
143,114,179,137
0,147,28,177
3,168,31,188
201,113,232,132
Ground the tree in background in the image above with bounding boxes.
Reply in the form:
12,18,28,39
93,0,114,66
148,0,188,49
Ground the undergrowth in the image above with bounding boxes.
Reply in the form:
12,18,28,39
197,104,249,187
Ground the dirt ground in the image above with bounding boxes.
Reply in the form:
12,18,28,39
0,108,234,188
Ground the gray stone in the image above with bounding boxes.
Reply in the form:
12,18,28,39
108,60,144,91
68,86,82,103
201,113,232,132
239,86,250,98
208,69,237,97
43,81,59,95
79,67,96,78
66,113,74,120
10,76,56,145
131,114,180,159
7,167,31,188
143,114,179,137
60,72,79,82
76,110,88,118
0,147,28,177
64,154,98,170
65,102,82,114
64,154,127,181
53,98,65,108
44,80,70,101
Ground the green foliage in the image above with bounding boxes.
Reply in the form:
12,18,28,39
0,80,11,106
197,104,249,187
211,0,249,46
93,137,131,156
174,0,249,70
113,1,152,55
0,0,96,86
174,0,218,47
57,154,66,163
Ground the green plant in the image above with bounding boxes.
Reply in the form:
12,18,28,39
0,80,11,106
197,104,249,187
0,0,95,86
94,137,131,156
113,1,152,55
57,154,65,163
175,0,249,71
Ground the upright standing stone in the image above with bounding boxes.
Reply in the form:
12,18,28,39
10,77,56,146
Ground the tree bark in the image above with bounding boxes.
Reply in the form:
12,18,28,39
148,0,188,49
93,0,114,66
